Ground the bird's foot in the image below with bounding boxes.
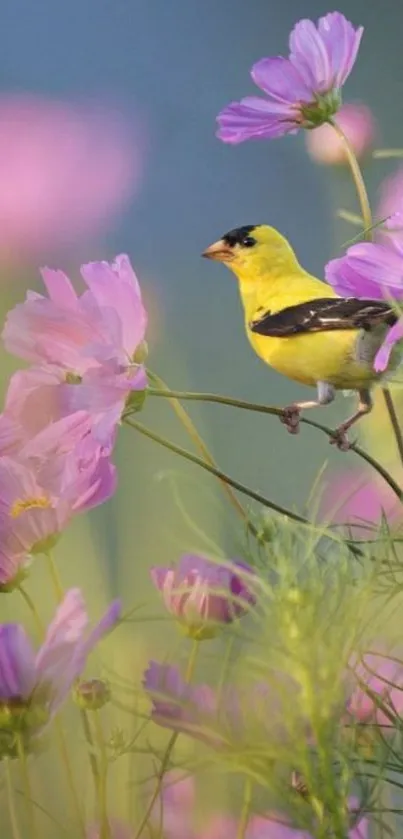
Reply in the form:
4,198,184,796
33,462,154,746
329,425,351,452
280,405,301,435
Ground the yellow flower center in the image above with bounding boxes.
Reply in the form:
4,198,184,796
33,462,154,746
65,372,82,384
10,496,51,519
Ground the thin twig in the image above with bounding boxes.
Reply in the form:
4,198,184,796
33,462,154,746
145,389,403,502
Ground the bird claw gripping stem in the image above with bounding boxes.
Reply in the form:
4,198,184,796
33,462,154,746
280,405,301,435
329,426,352,452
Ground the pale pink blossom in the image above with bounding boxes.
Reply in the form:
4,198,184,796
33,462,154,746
3,254,147,442
320,470,400,536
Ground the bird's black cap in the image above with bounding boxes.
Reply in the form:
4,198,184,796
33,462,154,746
222,225,257,247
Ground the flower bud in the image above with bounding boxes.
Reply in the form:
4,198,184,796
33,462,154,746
151,553,256,640
73,678,111,711
306,103,375,166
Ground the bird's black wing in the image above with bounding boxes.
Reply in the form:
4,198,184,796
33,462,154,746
250,298,398,337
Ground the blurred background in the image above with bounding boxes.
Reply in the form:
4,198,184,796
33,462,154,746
1,0,403,834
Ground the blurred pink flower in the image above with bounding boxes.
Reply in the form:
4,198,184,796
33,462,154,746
150,771,196,839
86,819,132,839
377,169,403,255
149,783,368,839
320,471,400,535
306,103,375,165
0,94,142,261
347,648,403,726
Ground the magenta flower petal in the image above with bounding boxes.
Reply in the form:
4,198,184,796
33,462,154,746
289,18,332,91
36,590,120,712
0,625,36,699
217,98,298,143
317,12,364,88
251,57,312,102
143,661,219,744
374,317,403,372
325,242,403,299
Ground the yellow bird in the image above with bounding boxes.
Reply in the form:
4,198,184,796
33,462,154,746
202,224,399,449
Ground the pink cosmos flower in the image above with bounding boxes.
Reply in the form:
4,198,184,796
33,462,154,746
151,554,255,639
217,13,363,143
203,812,367,839
347,649,403,726
149,770,196,839
3,254,147,440
0,589,120,753
306,103,375,165
0,94,142,262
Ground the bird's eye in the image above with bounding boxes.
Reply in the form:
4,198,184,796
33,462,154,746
242,236,256,248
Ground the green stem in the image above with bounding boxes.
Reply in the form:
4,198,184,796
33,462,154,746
145,388,403,502
330,120,403,470
146,371,254,534
124,416,306,524
373,149,403,159
17,735,38,839
133,641,199,839
236,778,252,839
381,387,403,466
216,636,235,706
80,708,100,794
55,723,86,838
5,760,22,839
45,550,65,602
93,713,111,839
18,585,45,636
329,119,372,235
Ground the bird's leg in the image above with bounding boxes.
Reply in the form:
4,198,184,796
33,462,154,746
280,382,335,435
330,389,373,451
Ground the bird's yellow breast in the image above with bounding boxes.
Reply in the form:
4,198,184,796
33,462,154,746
240,276,381,390
247,328,377,389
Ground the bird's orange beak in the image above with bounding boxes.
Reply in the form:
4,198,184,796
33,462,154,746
201,239,234,262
